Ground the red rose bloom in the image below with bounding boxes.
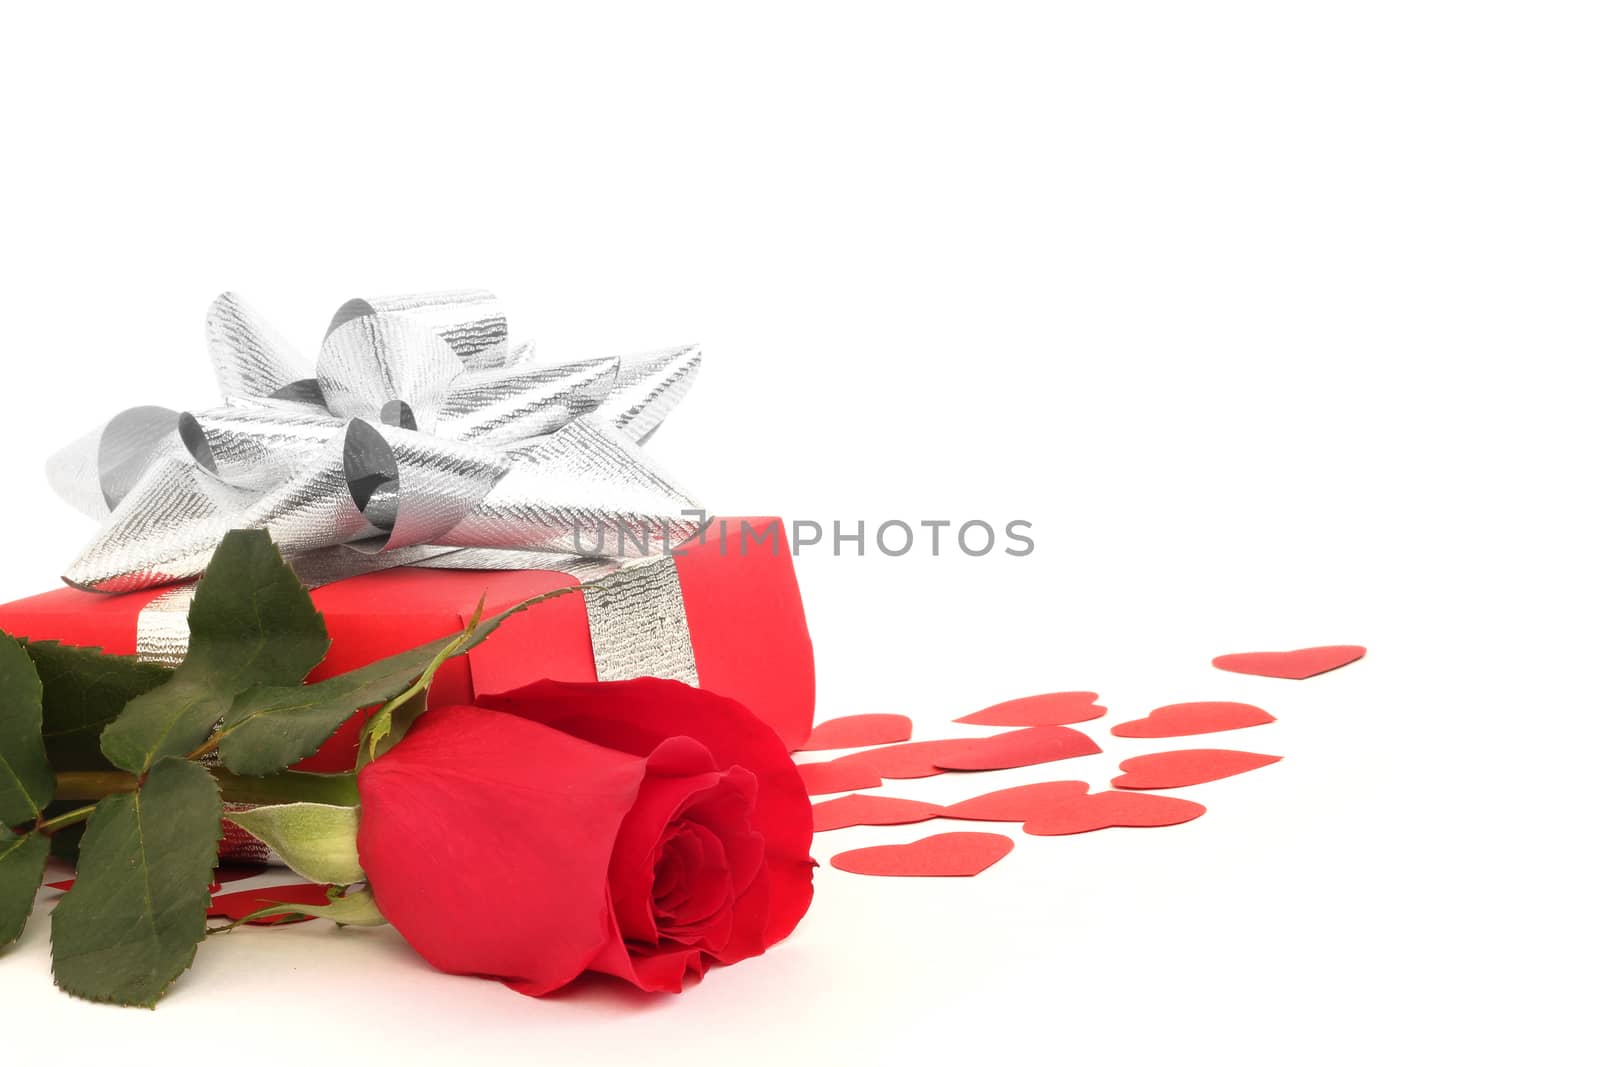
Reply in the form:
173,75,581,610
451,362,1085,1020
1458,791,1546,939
355,677,815,995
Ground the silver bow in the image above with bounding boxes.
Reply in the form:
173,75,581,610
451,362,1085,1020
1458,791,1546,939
47,290,703,593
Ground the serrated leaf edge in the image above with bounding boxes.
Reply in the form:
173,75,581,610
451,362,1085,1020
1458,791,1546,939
99,530,329,774
0,832,50,949
0,632,52,822
48,761,223,1008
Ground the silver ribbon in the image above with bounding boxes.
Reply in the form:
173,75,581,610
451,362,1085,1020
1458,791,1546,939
132,552,700,687
46,290,705,594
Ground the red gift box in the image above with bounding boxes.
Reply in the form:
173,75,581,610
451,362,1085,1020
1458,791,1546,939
0,516,814,766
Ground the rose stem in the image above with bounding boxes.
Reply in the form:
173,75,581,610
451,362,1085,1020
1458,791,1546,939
47,768,359,833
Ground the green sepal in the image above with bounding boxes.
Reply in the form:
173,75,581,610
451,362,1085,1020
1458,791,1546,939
357,595,487,766
50,758,222,1007
357,583,591,766
370,692,429,764
99,530,330,774
224,803,364,886
0,829,49,948
216,885,387,929
0,630,53,826
22,639,171,772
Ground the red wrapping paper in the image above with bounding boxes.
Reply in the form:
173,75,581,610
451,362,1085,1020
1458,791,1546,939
0,517,815,765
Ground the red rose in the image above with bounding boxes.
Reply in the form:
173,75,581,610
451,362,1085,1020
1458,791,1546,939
355,677,815,995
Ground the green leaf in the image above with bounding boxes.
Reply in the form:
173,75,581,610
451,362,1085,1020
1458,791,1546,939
22,640,172,771
99,530,330,774
223,803,363,885
210,768,360,808
371,692,429,763
0,631,52,826
357,589,560,765
218,630,461,776
51,759,222,1007
0,829,49,947
223,591,508,776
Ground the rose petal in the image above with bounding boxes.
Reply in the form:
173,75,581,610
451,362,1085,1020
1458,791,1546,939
677,767,763,894
523,941,708,997
607,737,726,944
357,704,649,995
655,828,704,915
657,822,732,930
482,678,814,945
707,863,772,967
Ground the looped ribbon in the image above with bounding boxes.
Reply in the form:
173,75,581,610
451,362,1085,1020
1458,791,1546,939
47,290,704,594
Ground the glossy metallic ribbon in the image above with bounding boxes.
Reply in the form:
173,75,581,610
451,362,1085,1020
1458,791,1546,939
46,290,704,594
46,290,706,684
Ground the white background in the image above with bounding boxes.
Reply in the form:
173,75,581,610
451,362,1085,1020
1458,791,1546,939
1,3,1596,1064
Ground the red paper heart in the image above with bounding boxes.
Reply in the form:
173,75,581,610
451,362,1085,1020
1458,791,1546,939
1022,790,1206,836
812,794,946,832
954,692,1106,727
933,726,1102,771
208,883,333,924
1110,701,1275,738
798,759,885,796
1112,749,1282,789
1212,645,1366,679
940,781,1091,822
797,713,913,751
829,740,966,780
830,832,1014,877
834,726,1100,779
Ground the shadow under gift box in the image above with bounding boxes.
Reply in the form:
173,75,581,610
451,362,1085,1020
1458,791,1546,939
0,516,815,766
